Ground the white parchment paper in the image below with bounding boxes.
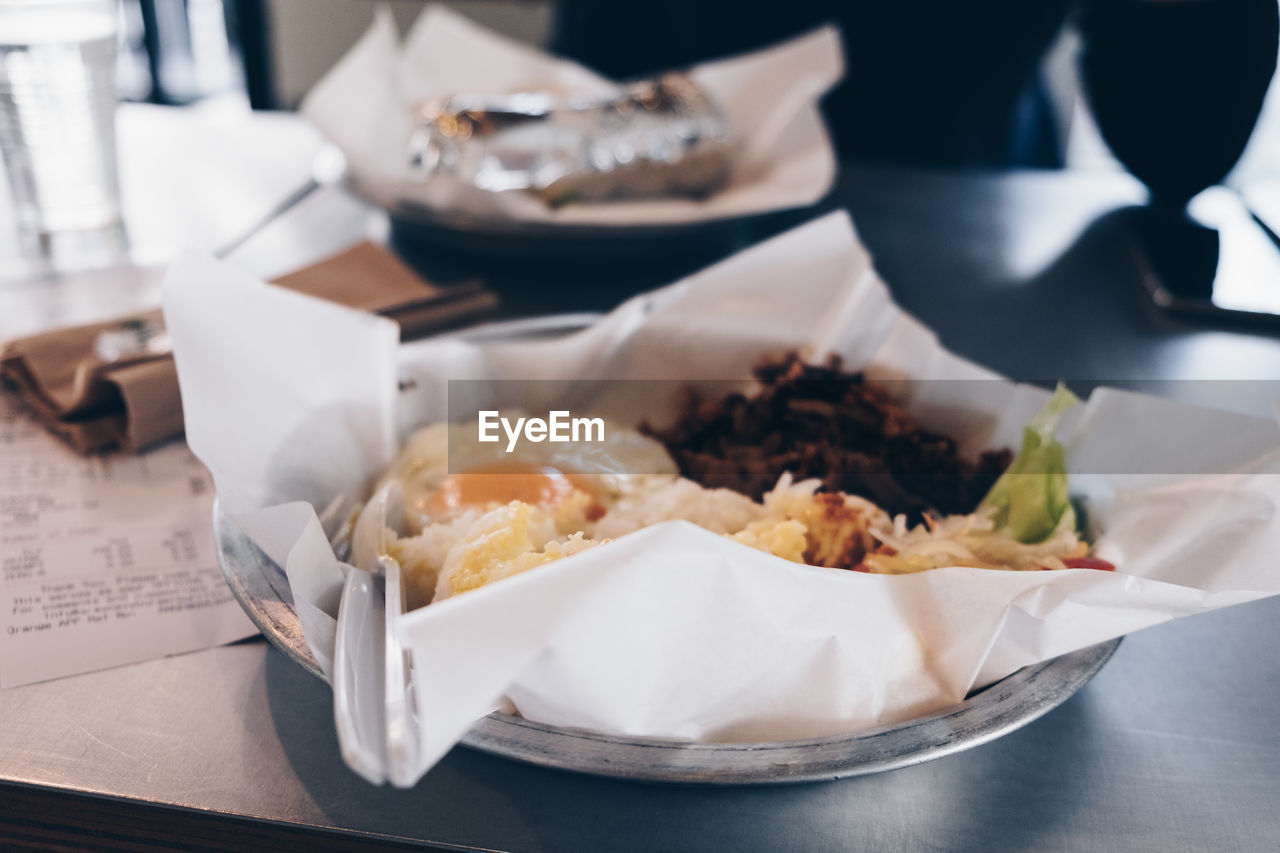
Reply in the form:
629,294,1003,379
301,5,843,225
164,211,1280,785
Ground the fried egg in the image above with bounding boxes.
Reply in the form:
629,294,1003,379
380,419,679,532
377,418,679,606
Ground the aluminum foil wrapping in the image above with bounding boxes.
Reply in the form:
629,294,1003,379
407,74,734,206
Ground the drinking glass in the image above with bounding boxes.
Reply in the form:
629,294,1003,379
0,0,122,236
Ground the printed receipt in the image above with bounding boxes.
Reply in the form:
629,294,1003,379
0,394,256,688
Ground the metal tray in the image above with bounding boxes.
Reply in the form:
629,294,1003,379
385,198,804,272
215,511,1117,784
329,147,809,271
213,313,1120,784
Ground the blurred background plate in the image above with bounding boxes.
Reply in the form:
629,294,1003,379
319,148,817,273
384,197,813,272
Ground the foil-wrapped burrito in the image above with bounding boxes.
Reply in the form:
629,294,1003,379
407,74,734,206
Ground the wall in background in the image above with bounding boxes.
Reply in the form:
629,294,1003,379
262,0,1279,184
266,0,550,107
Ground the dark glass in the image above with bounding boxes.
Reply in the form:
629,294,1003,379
1081,0,1278,207
1081,0,1280,328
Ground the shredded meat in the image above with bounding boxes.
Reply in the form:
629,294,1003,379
644,354,1012,523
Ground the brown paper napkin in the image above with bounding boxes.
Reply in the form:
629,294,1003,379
0,242,498,454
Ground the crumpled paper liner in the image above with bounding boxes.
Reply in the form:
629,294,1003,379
301,5,843,225
164,211,1280,786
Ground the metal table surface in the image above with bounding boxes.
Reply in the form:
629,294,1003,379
1,105,1278,852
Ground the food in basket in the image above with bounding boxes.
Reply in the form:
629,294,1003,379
356,359,1113,611
644,354,1014,522
407,74,734,206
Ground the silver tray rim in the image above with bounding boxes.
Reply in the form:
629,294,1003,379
213,313,1120,785
340,160,804,239
215,509,1118,785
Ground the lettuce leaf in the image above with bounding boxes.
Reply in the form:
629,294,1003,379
979,384,1079,543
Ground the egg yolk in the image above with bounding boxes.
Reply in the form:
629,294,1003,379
424,461,605,520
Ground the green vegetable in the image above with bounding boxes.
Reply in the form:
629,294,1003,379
979,384,1079,543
